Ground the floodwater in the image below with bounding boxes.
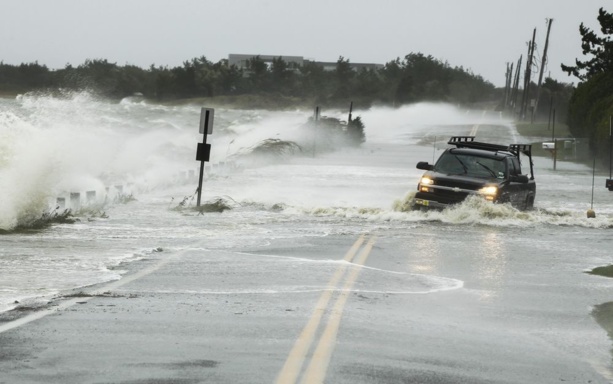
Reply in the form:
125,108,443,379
1,92,613,381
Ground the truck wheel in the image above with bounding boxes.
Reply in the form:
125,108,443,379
525,196,534,210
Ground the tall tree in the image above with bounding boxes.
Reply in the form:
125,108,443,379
298,61,328,100
561,7,613,81
246,56,269,91
270,57,295,94
334,56,354,99
562,7,613,164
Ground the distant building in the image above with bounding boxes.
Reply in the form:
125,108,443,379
228,54,383,72
228,54,304,68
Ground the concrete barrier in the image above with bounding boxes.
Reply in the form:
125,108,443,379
86,191,96,204
70,193,81,210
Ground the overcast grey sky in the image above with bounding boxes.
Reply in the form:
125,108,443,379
1,0,607,86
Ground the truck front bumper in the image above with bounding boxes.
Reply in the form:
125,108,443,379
413,198,450,210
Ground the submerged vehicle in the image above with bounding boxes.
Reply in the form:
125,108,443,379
414,136,536,210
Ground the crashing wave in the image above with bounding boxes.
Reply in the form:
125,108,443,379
0,207,75,234
229,138,303,164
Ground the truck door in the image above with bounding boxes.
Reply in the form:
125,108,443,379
507,157,528,207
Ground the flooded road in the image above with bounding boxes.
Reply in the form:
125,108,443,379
1,94,613,382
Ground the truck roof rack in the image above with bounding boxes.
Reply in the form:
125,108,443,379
448,136,509,152
448,136,532,156
448,136,534,180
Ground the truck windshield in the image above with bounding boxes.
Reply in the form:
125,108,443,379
435,153,506,179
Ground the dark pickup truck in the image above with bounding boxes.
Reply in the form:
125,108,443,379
413,136,536,210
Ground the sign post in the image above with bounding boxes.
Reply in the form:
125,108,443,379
196,108,214,206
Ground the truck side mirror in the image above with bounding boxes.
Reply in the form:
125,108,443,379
416,161,434,170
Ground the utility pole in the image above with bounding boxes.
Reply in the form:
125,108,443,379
503,63,509,108
608,115,613,191
504,62,513,109
520,28,536,120
547,95,553,130
511,55,522,113
552,109,557,171
532,18,554,123
610,115,612,180
508,62,514,108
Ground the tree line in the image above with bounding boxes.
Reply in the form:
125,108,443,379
0,53,498,108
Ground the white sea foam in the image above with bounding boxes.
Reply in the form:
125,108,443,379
278,193,613,229
0,92,204,230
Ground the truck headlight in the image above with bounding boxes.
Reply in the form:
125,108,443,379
420,177,433,185
478,185,498,200
419,177,433,192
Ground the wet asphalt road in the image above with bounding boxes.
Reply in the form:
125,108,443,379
1,223,612,384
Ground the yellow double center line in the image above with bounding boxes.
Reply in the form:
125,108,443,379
275,234,376,384
469,110,487,136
